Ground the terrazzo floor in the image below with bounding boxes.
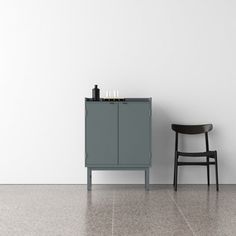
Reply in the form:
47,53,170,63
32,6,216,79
0,184,235,236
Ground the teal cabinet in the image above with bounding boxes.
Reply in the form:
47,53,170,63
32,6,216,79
85,98,152,190
119,102,151,165
85,102,118,165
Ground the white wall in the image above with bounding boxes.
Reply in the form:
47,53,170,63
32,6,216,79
0,0,236,184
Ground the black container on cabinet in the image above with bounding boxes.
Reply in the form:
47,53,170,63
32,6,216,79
92,85,100,101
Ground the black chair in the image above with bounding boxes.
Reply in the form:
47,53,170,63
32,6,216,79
171,124,219,191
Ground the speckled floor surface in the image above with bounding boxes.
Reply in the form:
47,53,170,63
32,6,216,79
0,185,235,236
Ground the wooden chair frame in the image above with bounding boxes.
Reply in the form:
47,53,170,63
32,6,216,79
172,124,219,191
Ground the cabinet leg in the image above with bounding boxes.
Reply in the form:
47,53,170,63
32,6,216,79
87,168,92,191
145,168,149,191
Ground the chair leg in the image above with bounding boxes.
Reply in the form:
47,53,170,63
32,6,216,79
173,164,175,186
215,152,219,191
173,152,177,186
174,155,178,191
207,157,210,186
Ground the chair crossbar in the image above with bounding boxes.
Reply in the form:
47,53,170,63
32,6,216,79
178,161,216,166
177,151,216,157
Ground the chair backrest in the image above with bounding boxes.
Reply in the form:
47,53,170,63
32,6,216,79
171,124,213,135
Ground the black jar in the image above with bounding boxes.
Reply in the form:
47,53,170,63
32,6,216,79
92,85,100,101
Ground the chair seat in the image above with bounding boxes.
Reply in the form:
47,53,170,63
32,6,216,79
177,151,216,157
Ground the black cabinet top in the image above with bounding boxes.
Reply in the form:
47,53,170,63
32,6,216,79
85,98,152,102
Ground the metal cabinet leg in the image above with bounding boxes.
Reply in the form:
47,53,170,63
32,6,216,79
145,168,149,191
87,168,92,191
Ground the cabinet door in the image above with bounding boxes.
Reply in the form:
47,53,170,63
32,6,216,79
119,102,151,165
85,102,118,165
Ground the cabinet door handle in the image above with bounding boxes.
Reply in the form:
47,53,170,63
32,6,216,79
122,102,128,104
110,102,115,104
